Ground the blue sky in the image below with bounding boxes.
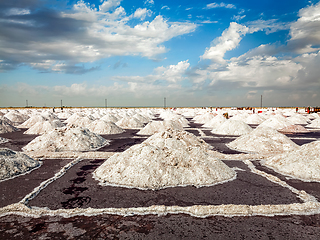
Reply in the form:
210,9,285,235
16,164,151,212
1,0,320,107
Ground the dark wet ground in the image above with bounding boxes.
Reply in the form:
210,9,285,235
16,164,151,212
27,159,302,209
0,129,38,151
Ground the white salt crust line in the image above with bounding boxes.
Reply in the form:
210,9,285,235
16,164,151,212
243,160,318,203
25,151,115,160
1,202,320,219
19,157,85,205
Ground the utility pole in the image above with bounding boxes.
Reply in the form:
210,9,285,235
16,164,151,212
164,97,166,108
260,95,262,108
105,99,107,108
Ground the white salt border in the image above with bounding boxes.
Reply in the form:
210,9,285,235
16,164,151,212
19,157,85,205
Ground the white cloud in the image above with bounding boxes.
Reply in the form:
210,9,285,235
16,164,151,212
201,22,249,63
6,8,30,16
144,0,154,5
247,19,290,34
133,8,152,20
0,0,196,73
288,1,320,53
205,2,236,9
161,6,170,10
112,60,190,83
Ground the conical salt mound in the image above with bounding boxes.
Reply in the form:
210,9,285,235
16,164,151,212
264,141,320,181
17,115,48,128
193,112,216,124
202,114,226,128
0,148,41,181
137,120,183,135
278,125,310,134
116,117,145,129
4,111,28,126
211,119,252,136
258,116,292,130
24,120,64,135
143,128,211,150
100,114,119,123
227,126,299,154
0,117,20,134
244,114,265,124
66,116,95,128
93,130,235,190
308,118,320,128
88,120,125,135
22,126,109,152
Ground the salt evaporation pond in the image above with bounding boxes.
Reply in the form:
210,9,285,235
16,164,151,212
0,148,41,181
93,129,235,190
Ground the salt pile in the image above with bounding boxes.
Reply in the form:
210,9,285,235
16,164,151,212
278,125,310,134
116,117,145,129
258,116,292,130
287,114,310,125
0,148,41,181
4,111,28,126
0,117,20,134
22,126,109,152
24,120,64,135
243,114,265,125
100,113,119,123
308,118,320,128
202,114,226,128
137,120,183,135
17,115,48,128
264,141,320,181
193,112,216,124
93,129,235,190
211,120,252,136
88,120,125,135
227,126,299,154
67,116,95,128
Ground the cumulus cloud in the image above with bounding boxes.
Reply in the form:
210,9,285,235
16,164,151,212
288,1,320,53
112,60,190,83
201,22,249,63
205,2,236,9
0,0,196,73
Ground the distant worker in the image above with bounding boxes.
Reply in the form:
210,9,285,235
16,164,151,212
52,107,55,113
296,107,298,113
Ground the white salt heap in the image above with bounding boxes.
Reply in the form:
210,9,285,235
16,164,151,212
211,119,252,136
88,120,125,135
243,114,266,125
137,120,183,135
227,126,299,154
278,125,310,134
0,148,41,181
93,129,235,190
22,126,109,152
4,111,28,126
67,116,95,128
264,141,320,181
193,112,216,124
116,117,145,129
202,114,226,128
0,117,20,134
24,120,64,135
100,113,119,123
258,116,292,130
287,114,310,125
308,118,320,128
17,115,48,128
